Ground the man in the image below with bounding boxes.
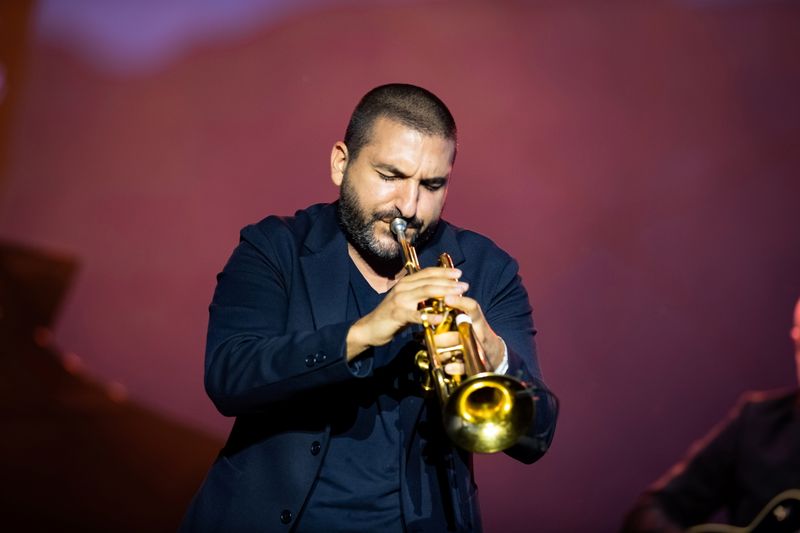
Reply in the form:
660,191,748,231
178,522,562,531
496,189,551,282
181,84,557,532
621,297,800,532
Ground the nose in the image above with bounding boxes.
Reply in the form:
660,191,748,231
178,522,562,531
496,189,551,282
395,180,419,219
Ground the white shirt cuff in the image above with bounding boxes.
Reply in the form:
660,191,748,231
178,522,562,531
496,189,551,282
493,337,509,374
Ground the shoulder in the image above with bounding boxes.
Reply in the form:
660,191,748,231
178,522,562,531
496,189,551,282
705,389,800,439
736,388,799,416
242,203,331,250
440,221,527,302
444,220,515,265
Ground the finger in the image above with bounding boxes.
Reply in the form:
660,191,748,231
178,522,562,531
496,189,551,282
392,284,466,314
394,281,467,301
400,267,462,284
422,312,448,326
443,294,480,315
415,266,462,279
427,313,442,325
442,295,490,339
444,361,465,376
390,288,468,320
433,331,460,354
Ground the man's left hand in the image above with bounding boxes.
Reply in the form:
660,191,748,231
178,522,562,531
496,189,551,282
434,295,504,371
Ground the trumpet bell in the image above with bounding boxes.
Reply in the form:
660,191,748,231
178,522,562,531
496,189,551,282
443,372,535,454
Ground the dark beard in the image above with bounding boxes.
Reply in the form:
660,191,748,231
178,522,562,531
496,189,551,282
337,174,438,277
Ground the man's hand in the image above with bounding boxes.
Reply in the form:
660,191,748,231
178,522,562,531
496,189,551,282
439,294,505,371
345,267,467,360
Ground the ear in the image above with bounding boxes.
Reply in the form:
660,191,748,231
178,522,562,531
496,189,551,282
330,142,348,187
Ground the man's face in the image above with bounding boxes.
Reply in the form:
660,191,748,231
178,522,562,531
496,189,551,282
331,117,455,264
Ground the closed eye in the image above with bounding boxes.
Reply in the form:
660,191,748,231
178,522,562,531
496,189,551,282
422,179,447,191
377,171,400,181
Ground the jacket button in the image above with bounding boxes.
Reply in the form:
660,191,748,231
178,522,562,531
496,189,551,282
310,441,321,456
280,509,293,524
315,352,327,363
305,355,315,367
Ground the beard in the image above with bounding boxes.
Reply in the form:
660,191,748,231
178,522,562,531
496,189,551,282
337,172,438,274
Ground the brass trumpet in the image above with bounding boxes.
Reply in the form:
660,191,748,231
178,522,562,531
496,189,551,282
390,218,534,453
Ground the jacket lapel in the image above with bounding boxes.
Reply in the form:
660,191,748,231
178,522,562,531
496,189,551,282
417,221,465,269
299,204,351,328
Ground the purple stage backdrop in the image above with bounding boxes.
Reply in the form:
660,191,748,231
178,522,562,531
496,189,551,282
1,0,799,531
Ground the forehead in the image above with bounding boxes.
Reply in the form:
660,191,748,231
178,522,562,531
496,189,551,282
360,117,455,169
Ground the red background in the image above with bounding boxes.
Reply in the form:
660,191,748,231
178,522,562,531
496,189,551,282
1,1,799,530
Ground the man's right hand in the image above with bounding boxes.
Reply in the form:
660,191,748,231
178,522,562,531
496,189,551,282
345,267,468,360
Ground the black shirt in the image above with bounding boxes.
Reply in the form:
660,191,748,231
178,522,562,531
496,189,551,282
297,261,407,532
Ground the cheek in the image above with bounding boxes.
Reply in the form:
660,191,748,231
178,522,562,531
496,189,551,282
419,192,446,221
368,181,402,208
348,181,391,216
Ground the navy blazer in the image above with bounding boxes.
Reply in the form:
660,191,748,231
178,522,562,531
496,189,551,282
181,203,556,532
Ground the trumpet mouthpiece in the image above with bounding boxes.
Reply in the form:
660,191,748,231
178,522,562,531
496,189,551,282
390,218,408,237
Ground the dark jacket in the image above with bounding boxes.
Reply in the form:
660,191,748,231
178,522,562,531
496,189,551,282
181,203,556,532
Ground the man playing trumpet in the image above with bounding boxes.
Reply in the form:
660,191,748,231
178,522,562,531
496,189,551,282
182,83,557,532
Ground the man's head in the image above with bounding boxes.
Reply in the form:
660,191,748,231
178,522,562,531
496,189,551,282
331,84,457,272
343,83,457,163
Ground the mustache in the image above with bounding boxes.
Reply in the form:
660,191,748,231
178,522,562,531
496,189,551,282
374,209,422,231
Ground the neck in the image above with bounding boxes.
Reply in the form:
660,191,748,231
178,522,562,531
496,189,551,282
347,244,403,294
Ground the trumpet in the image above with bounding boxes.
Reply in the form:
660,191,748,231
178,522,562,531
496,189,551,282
390,218,534,453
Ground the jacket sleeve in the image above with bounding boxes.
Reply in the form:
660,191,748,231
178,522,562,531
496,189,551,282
482,256,558,464
203,223,364,417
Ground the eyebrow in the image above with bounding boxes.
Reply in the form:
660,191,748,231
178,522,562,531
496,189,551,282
374,163,409,178
373,163,449,184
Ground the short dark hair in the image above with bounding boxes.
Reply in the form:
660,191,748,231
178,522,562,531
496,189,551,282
344,83,457,161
